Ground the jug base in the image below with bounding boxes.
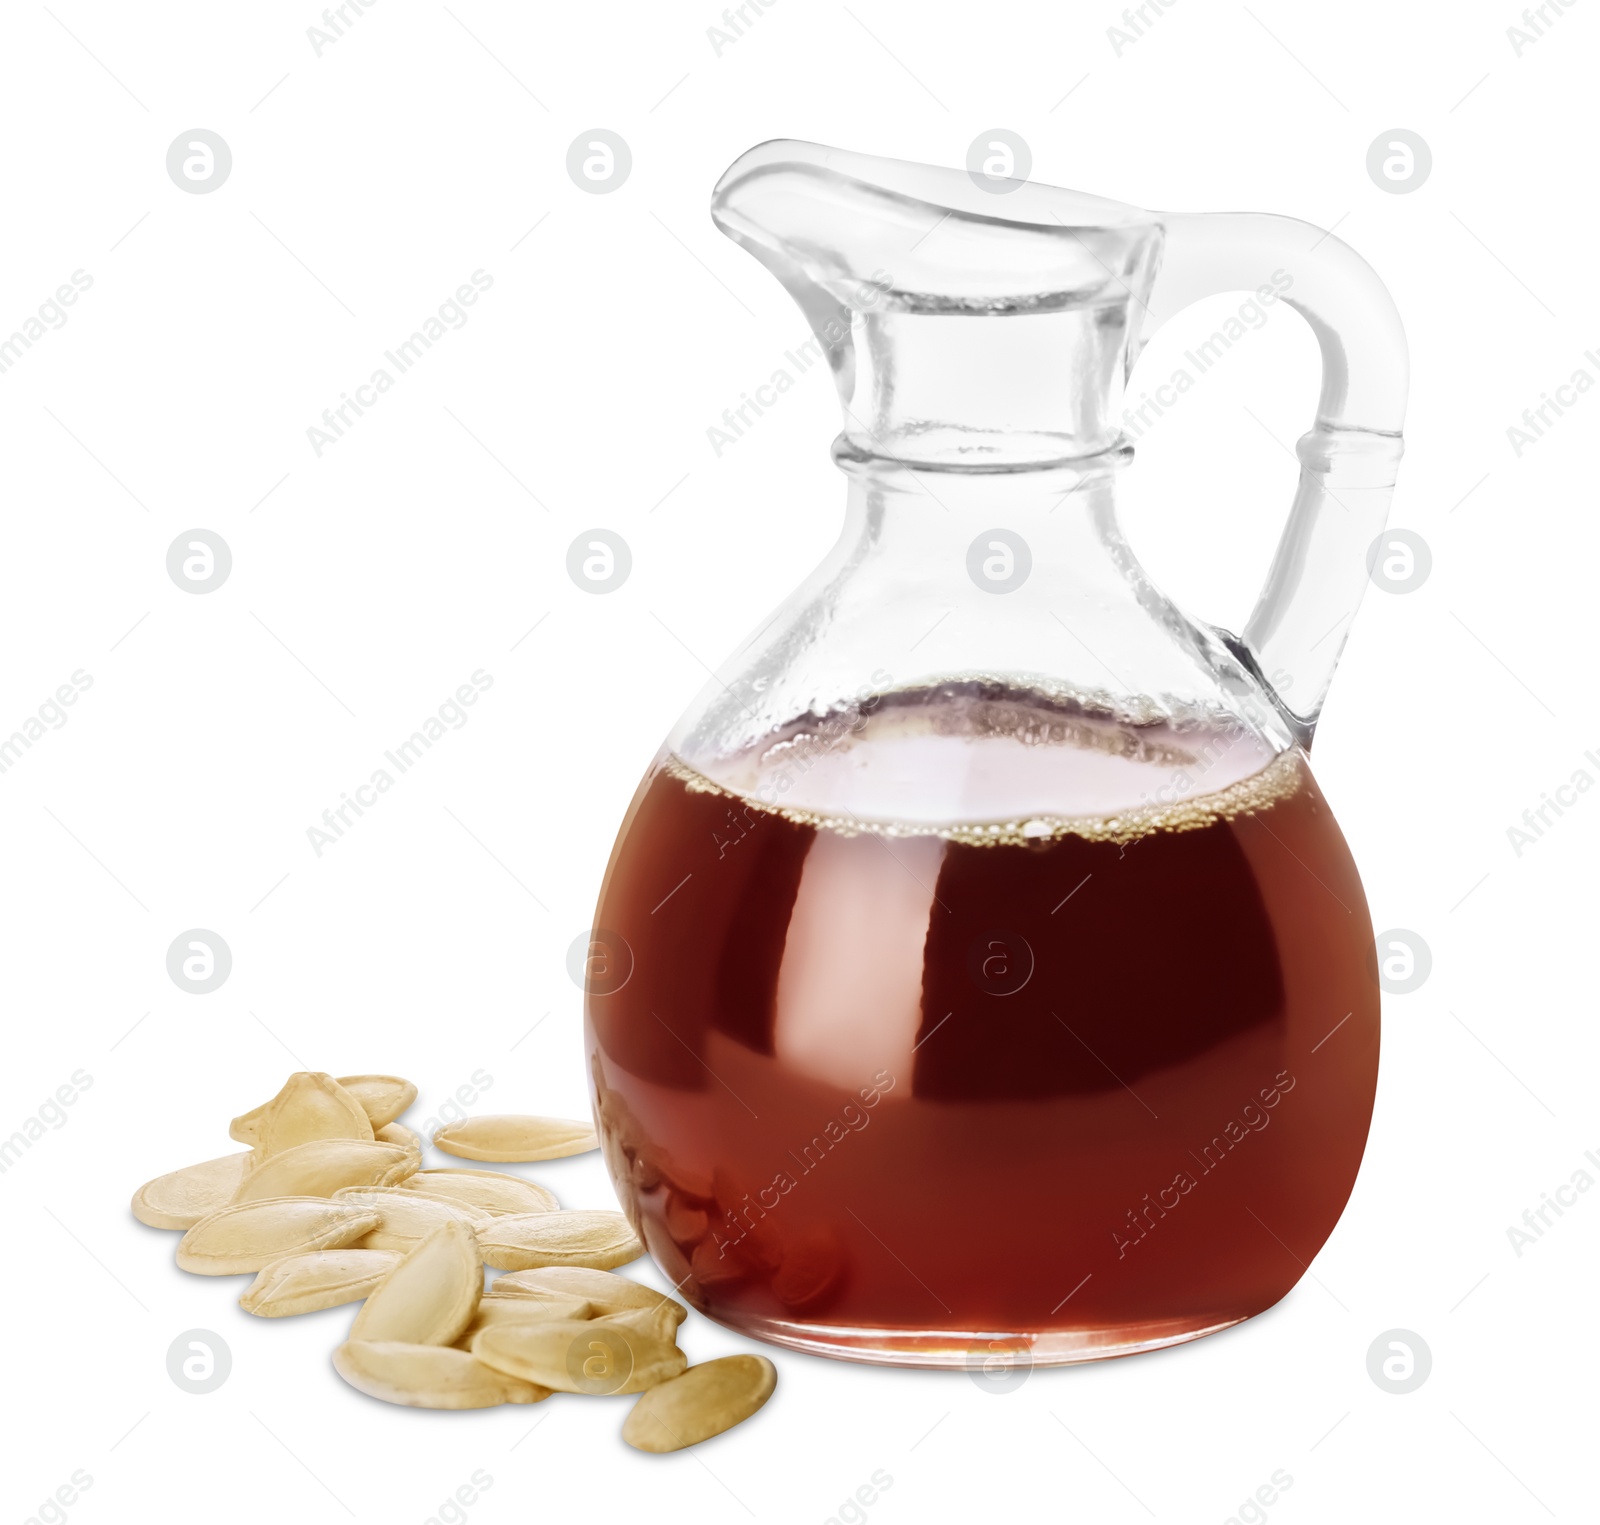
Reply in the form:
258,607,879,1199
701,1309,1252,1369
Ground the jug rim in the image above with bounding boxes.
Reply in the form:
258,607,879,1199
714,138,1159,235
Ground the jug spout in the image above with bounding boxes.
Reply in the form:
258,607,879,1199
711,140,1163,468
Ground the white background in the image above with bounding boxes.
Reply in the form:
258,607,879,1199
1,2,1595,1522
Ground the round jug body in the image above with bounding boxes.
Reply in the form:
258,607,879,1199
586,686,1378,1367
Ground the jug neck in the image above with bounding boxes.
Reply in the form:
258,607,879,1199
710,140,1163,471
830,450,1171,646
833,448,1136,563
836,301,1142,470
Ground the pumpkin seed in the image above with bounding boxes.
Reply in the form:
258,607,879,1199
476,1211,644,1271
471,1314,686,1395
349,1219,481,1347
623,1355,778,1453
375,1120,422,1162
396,1168,558,1218
239,1249,401,1317
432,1114,598,1163
332,1187,486,1252
690,1237,746,1288
233,1072,373,1157
334,1074,417,1130
229,1100,271,1145
333,1340,550,1409
140,1064,776,1445
664,1192,709,1245
659,1157,715,1202
177,1197,381,1275
454,1293,593,1347
486,1266,686,1325
229,1139,414,1204
131,1151,252,1230
772,1229,845,1311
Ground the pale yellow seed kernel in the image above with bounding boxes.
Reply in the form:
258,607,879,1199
454,1294,594,1347
623,1355,778,1453
470,1316,686,1395
349,1218,482,1347
375,1120,422,1159
132,1152,251,1230
432,1114,599,1163
396,1168,558,1217
177,1198,381,1275
232,1072,373,1157
229,1139,414,1204
476,1211,643,1272
240,1249,401,1317
332,1187,487,1252
333,1340,550,1409
334,1075,418,1131
486,1266,686,1325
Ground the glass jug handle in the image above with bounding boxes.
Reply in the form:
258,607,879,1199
1140,213,1408,745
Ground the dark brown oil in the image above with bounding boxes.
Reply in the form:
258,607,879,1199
586,697,1378,1355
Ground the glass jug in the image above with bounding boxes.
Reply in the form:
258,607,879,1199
585,140,1407,1367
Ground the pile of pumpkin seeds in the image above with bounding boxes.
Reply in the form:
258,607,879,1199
132,1070,776,1451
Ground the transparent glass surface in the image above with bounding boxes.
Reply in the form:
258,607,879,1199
586,141,1408,1367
